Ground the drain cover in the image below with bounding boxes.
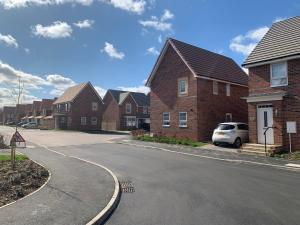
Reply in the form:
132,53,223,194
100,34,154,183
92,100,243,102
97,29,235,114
120,181,135,193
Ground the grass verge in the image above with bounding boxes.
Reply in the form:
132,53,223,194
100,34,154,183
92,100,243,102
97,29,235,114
0,154,28,161
135,135,207,147
272,151,300,160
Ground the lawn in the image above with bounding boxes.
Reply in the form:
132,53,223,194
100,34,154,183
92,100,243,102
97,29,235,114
0,154,28,161
135,135,207,147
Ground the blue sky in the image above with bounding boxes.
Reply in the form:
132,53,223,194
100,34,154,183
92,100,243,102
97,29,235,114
0,0,299,106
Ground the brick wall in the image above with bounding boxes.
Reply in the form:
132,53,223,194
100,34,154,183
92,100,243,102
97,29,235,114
102,93,120,130
71,85,104,131
150,46,199,140
248,58,300,151
197,79,248,141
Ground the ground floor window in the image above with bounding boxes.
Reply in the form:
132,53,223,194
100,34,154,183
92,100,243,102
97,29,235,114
60,117,66,123
81,117,87,125
91,117,97,125
226,113,232,122
163,112,170,127
179,112,187,127
126,116,136,127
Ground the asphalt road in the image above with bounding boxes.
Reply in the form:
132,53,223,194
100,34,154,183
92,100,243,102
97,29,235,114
1,127,300,225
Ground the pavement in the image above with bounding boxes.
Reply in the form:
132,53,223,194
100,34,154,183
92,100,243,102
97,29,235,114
1,126,300,225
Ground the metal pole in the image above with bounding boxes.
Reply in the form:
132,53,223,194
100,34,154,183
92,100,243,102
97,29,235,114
264,131,267,156
289,133,292,154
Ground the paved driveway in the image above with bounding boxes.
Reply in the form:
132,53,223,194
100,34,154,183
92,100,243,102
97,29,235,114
1,126,300,225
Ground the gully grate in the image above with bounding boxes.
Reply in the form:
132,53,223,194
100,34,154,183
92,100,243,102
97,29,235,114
120,181,135,193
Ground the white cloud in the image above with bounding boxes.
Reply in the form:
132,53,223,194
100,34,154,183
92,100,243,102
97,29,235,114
0,0,93,9
158,34,162,43
0,33,18,48
73,19,94,28
147,47,159,55
32,21,73,39
0,87,40,107
161,9,174,21
100,0,146,14
0,60,76,102
229,26,269,56
24,48,30,53
273,17,287,23
95,86,106,98
139,9,174,32
118,80,150,94
101,42,125,60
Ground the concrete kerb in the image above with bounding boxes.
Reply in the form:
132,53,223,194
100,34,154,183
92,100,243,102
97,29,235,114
35,144,121,225
118,142,300,172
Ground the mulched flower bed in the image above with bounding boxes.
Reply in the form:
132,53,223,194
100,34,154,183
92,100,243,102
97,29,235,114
0,159,49,207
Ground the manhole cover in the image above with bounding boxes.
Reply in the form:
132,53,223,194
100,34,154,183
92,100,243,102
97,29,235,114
120,181,135,193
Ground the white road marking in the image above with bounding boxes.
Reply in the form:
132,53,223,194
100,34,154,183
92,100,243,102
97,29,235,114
286,163,300,168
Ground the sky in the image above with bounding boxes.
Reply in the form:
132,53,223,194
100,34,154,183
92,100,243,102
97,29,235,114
0,0,299,107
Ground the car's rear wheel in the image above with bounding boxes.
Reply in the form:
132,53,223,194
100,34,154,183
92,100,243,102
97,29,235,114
213,142,219,146
234,138,242,148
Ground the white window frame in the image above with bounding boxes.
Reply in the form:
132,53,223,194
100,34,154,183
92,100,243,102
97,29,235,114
226,83,231,96
179,112,187,128
213,81,218,95
270,62,288,87
91,117,97,125
226,113,232,122
92,102,98,111
126,116,136,127
126,103,132,114
81,117,87,125
178,78,188,96
162,112,170,127
143,106,148,114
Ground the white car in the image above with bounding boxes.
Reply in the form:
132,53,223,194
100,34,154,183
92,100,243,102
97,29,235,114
22,122,38,129
212,122,249,148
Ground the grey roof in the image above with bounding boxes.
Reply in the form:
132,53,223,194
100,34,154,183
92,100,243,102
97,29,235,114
108,89,149,106
243,16,300,66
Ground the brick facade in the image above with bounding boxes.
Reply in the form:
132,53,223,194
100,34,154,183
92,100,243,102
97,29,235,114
102,93,121,130
150,46,248,141
248,58,300,151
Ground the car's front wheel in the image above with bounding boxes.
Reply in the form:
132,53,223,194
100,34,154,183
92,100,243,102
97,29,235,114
234,138,242,148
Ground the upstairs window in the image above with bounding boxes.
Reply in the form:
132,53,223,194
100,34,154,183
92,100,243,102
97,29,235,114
271,62,288,87
126,103,132,114
226,84,231,96
213,81,218,95
179,112,187,127
91,117,97,125
225,113,232,122
162,112,170,127
178,78,188,96
92,102,98,111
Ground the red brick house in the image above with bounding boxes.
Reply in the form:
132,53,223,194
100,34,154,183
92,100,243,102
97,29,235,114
242,16,300,152
32,101,42,125
102,90,150,131
21,104,33,123
39,99,55,129
3,106,16,124
53,82,104,131
146,38,248,141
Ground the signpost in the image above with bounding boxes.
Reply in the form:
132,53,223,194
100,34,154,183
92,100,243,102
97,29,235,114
286,121,296,153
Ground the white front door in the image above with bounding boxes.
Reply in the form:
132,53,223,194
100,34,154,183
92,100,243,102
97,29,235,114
257,105,274,144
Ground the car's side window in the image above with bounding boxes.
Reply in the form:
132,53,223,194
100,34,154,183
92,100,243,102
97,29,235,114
237,124,248,130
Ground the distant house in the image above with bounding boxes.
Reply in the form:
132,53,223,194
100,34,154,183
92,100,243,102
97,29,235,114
21,104,33,123
242,16,300,152
146,38,249,142
32,101,42,125
39,99,55,129
53,82,104,131
102,90,150,131
3,106,16,124
15,104,26,123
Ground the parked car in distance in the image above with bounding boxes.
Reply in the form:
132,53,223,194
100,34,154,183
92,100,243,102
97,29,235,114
212,122,249,148
22,122,38,129
5,121,16,126
17,121,27,127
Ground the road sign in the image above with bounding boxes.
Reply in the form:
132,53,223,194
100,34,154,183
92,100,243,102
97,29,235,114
10,131,26,148
286,121,296,153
